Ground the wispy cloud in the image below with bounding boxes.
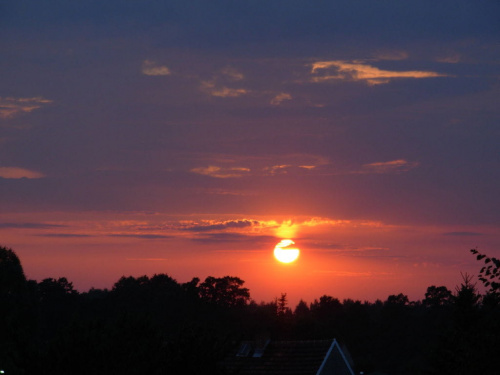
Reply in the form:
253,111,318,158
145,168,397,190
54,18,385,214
360,159,419,174
313,270,394,277
310,60,447,85
190,165,250,178
200,66,249,97
126,258,169,261
220,66,244,81
182,219,259,232
443,231,483,236
141,60,171,76
263,164,292,175
191,232,275,244
373,50,409,61
108,233,173,239
270,92,292,105
0,97,53,119
200,81,248,97
188,153,329,178
36,233,94,238
262,164,322,176
0,167,45,179
301,218,354,227
306,242,390,254
0,222,65,229
203,188,253,196
436,53,461,64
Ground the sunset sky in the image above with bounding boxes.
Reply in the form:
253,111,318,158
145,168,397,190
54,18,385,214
1,1,499,305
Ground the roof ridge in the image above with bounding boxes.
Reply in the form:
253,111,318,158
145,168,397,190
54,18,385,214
272,338,335,341
271,338,335,344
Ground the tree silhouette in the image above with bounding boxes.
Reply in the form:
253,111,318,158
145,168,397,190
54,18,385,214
38,277,77,302
385,293,409,306
199,276,250,307
0,246,37,374
310,295,342,318
294,299,310,318
453,272,480,313
423,286,453,307
276,293,289,317
4,244,500,374
470,248,500,296
0,245,27,294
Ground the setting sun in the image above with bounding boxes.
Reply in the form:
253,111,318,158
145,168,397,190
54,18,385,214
273,239,300,263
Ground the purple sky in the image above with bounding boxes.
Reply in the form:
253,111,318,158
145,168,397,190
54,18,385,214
1,1,499,305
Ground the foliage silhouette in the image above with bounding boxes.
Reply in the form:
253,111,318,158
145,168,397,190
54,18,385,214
423,285,453,307
2,245,500,374
199,276,250,307
0,245,27,294
471,248,500,303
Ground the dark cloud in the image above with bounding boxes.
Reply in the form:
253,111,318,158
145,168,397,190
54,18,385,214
304,242,349,250
305,241,389,254
192,233,276,244
30,232,173,239
183,220,259,232
0,222,66,229
108,234,173,240
35,233,93,238
443,232,484,237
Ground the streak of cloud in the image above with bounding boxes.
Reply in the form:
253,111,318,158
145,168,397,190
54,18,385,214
220,66,244,81
373,50,409,61
443,231,483,236
436,53,461,64
200,81,248,97
0,97,53,119
313,270,395,277
270,92,292,105
182,219,259,232
0,222,66,229
191,232,276,244
190,165,250,178
108,234,173,239
200,66,248,97
360,159,419,174
0,167,45,179
310,60,447,85
141,60,171,76
36,233,94,238
126,258,169,261
263,164,292,175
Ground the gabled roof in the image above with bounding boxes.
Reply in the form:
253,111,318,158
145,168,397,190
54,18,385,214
222,339,355,375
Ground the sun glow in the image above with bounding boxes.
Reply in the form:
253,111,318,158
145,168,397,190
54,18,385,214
274,239,300,263
275,220,298,238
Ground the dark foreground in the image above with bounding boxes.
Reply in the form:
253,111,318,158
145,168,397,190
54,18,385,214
2,246,500,375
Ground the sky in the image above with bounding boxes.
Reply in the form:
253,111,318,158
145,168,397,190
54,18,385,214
1,0,500,306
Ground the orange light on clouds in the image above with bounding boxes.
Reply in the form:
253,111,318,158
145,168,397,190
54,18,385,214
2,210,495,307
274,219,300,238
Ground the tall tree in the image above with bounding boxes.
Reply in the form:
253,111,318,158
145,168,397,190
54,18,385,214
0,245,27,294
0,246,36,374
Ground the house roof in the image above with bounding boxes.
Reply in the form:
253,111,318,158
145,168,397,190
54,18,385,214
222,339,355,375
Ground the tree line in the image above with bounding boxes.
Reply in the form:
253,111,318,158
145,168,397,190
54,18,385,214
1,245,499,375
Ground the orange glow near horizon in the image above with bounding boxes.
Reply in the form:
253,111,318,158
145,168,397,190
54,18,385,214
274,239,300,263
2,211,495,307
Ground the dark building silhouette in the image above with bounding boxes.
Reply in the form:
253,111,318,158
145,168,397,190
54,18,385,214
222,338,355,375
